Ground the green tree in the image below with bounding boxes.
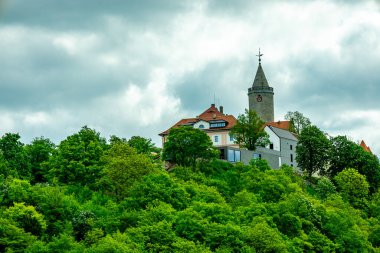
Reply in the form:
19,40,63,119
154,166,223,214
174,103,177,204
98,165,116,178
162,126,218,167
307,230,336,252
171,237,212,253
126,220,177,252
0,153,13,178
285,111,311,135
0,178,32,206
47,126,107,187
230,109,269,151
329,135,380,192
329,136,358,177
26,233,85,252
0,217,36,252
322,195,369,252
0,133,30,179
125,173,190,210
245,220,287,252
25,137,55,184
30,184,80,236
101,142,155,200
127,136,156,155
296,125,331,179
334,168,369,208
273,212,302,237
72,210,96,241
128,136,161,162
315,177,336,200
85,231,143,252
369,190,380,218
4,202,47,237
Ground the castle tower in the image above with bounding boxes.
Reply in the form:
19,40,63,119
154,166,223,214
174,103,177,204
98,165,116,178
248,49,274,122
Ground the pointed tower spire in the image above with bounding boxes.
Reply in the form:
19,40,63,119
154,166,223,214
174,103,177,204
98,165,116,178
248,48,274,122
252,48,269,87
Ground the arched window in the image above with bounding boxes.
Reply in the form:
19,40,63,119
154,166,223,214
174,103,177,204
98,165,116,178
199,124,204,129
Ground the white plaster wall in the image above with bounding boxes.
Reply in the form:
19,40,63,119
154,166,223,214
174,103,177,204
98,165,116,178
227,132,235,145
210,134,222,146
193,120,210,129
264,126,280,151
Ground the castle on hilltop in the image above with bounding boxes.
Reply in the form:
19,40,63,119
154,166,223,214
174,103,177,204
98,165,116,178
159,50,373,167
160,50,299,169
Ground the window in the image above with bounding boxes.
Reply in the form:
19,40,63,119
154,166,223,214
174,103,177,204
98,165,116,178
290,144,293,150
199,124,204,129
227,149,241,162
290,154,293,162
253,153,261,159
269,143,274,150
228,150,234,162
214,136,219,143
229,135,234,142
210,120,227,128
235,150,241,161
210,122,226,128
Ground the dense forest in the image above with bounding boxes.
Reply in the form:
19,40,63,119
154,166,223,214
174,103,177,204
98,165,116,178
1,126,380,252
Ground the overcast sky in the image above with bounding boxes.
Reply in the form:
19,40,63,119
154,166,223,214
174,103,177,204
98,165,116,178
1,0,380,155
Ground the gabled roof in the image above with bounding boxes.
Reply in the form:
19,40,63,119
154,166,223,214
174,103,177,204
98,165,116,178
360,140,372,154
159,104,237,136
268,126,298,142
265,121,291,131
198,104,224,120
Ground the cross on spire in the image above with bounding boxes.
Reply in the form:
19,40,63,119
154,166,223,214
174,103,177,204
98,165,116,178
256,48,263,64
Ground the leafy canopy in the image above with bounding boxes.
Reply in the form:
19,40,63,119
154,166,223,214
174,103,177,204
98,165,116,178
229,109,269,151
296,125,331,178
25,137,55,184
127,136,156,155
329,135,380,192
162,126,218,167
101,142,155,200
334,168,369,208
0,133,30,179
285,111,311,135
47,126,107,187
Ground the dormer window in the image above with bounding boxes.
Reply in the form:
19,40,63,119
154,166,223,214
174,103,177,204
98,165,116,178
210,120,227,128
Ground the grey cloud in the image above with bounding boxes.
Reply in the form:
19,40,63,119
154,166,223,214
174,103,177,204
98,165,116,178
290,53,380,111
0,38,121,110
173,57,257,117
2,0,190,30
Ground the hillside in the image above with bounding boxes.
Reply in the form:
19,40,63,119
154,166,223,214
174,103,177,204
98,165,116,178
0,127,380,252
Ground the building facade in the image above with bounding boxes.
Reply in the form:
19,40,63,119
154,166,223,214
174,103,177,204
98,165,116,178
159,104,238,148
219,125,298,169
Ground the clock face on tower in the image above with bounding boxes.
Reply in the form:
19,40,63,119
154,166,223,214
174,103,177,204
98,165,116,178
256,95,262,102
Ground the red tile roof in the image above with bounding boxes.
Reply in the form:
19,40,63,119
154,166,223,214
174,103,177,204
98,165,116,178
360,140,372,154
265,120,291,131
159,104,237,136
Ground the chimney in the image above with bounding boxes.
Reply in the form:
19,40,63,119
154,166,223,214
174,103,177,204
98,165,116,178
211,103,215,107
219,106,224,114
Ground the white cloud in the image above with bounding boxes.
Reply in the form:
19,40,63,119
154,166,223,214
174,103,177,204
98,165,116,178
0,111,15,132
23,111,50,125
53,33,96,56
